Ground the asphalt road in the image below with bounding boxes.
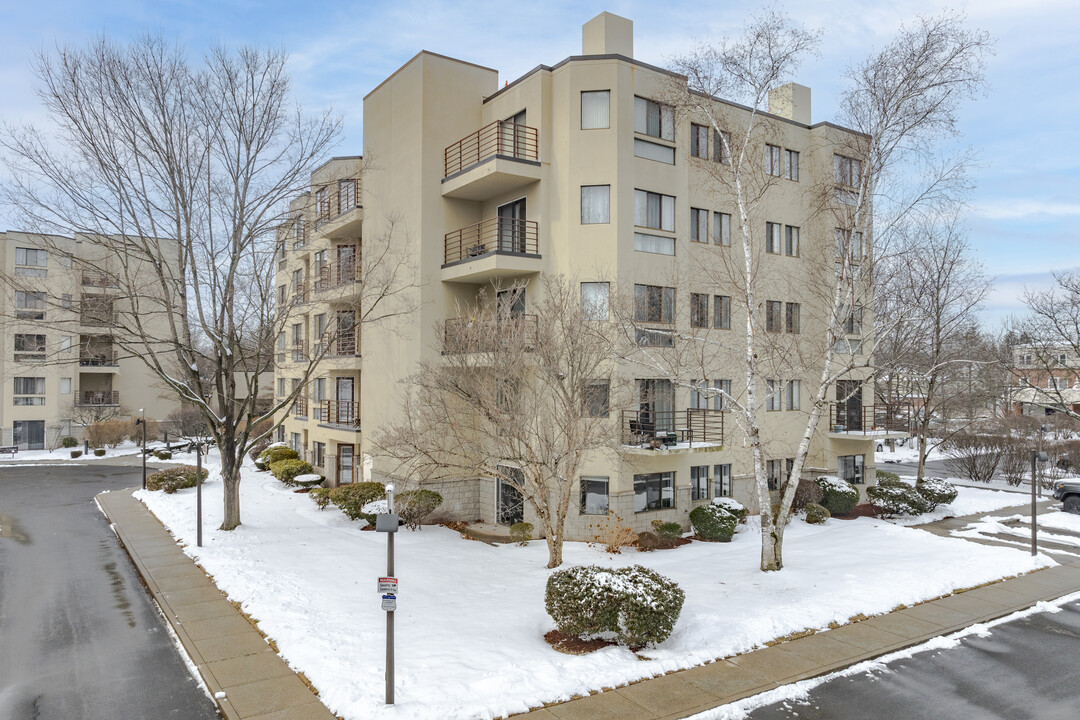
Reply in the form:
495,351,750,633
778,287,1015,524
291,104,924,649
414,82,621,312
745,601,1080,720
0,463,220,720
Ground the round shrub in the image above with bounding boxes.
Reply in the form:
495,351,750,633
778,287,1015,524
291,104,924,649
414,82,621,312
259,446,299,464
867,481,934,517
248,436,273,464
689,504,738,542
293,473,325,489
651,519,683,539
917,477,958,507
876,470,901,485
154,450,173,460
93,448,106,457
146,465,209,493
328,482,386,523
397,489,444,530
804,503,831,524
816,476,859,515
545,564,685,647
711,497,747,522
61,436,78,448
792,477,824,511
309,487,332,510
70,450,83,459
269,458,314,486
510,522,534,546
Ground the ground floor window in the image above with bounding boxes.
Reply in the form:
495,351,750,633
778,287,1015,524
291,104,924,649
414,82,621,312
312,441,325,468
634,471,675,512
579,477,609,515
839,454,865,484
691,465,709,501
714,464,731,497
766,458,793,491
13,420,45,450
276,425,285,442
290,432,302,454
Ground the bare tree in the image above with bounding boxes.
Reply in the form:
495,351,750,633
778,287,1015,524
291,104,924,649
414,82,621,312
1018,271,1080,420
377,277,620,568
1,36,410,530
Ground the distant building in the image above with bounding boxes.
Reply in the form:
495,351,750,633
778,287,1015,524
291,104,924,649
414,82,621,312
1009,345,1080,416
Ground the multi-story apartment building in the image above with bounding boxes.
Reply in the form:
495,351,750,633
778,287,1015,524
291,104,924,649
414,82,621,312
275,13,894,538
0,231,178,449
1010,345,1080,416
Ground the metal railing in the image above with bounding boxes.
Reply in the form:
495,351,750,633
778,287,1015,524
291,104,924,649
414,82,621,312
444,217,539,265
80,310,118,327
292,283,307,305
313,258,361,293
322,400,361,428
444,120,539,177
79,351,118,367
443,315,538,354
317,332,359,358
290,342,307,362
620,408,724,447
316,179,361,226
81,271,119,288
77,390,120,406
827,404,913,434
292,397,307,417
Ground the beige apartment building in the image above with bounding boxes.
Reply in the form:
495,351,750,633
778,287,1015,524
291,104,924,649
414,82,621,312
0,231,177,450
275,13,895,538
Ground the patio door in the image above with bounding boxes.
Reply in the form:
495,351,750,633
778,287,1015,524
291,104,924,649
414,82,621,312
836,380,862,431
338,445,354,485
13,421,45,451
335,377,354,425
497,198,526,253
499,110,527,158
496,465,525,525
638,379,675,433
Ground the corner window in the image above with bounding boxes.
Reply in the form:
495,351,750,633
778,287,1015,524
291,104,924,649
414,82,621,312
839,454,865,484
634,190,675,232
634,471,675,512
14,334,46,361
581,91,610,129
765,222,782,254
15,291,46,320
14,247,47,277
580,185,611,224
834,155,862,187
13,377,46,406
580,477,610,515
634,97,674,141
691,379,728,411
634,285,675,324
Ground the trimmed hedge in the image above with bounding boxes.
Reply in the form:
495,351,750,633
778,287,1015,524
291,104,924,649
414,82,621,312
510,522,533,546
309,487,332,510
545,564,685,647
876,471,901,485
917,477,958,506
816,476,859,515
154,450,173,460
689,504,738,542
397,489,443,530
269,458,314,486
70,450,83,459
792,478,824,511
61,436,78,448
93,448,106,457
867,480,933,517
651,520,683,539
804,503,831,524
711,497,747,522
258,445,298,465
328,482,386,524
147,465,209,493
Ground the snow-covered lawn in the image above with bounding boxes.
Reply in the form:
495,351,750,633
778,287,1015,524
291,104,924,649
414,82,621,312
0,440,145,463
953,511,1080,555
135,454,1054,720
884,485,1031,526
875,438,942,465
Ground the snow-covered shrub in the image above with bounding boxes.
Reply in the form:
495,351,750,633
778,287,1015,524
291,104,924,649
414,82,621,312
510,522,533,546
270,459,314,486
792,478,824,511
816,476,859,515
544,565,685,647
93,448,106,457
248,436,273,465
397,489,444,530
146,465,208,493
70,450,83,459
309,488,332,510
804,503,830,524
916,477,958,506
689,504,738,542
710,497,747,522
867,481,933,517
329,482,386,523
875,471,901,485
154,450,172,460
651,519,683,539
259,446,299,465
61,436,78,448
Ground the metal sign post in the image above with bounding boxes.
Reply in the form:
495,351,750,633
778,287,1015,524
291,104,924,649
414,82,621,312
1032,451,1048,556
138,409,147,490
374,483,399,705
196,442,203,548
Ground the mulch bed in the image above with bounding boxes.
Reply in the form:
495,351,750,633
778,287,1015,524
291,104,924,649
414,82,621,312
831,504,878,520
544,629,617,655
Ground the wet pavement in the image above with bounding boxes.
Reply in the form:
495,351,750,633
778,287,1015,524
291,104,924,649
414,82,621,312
0,463,220,720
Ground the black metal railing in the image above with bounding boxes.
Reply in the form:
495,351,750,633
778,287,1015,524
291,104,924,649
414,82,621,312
444,120,539,177
444,217,539,265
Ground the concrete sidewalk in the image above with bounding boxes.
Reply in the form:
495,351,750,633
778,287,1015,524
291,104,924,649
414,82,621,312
512,501,1080,720
97,489,335,720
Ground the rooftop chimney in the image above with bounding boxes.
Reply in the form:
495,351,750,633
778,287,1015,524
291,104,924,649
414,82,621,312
582,12,633,58
768,83,811,125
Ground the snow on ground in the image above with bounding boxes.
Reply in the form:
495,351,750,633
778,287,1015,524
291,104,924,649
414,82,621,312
954,512,1080,553
0,440,145,463
875,438,942,465
884,485,1031,527
136,453,1054,720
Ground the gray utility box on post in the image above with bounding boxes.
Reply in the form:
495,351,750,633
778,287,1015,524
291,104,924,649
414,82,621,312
375,513,399,533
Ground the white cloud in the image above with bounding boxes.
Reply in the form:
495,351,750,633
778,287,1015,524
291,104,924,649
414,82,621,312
973,201,1080,220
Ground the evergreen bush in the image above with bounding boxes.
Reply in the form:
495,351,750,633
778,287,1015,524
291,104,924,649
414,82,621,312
61,436,78,448
804,503,831,524
816,476,859,515
269,458,314,486
651,519,683,539
689,504,738,542
328,482,386,524
146,465,208,493
509,522,533,546
792,478,824,511
916,477,958,507
867,480,934,517
710,497,747,522
70,450,83,459
875,470,901,485
259,446,299,465
154,450,173,460
309,487,332,510
93,448,106,457
397,489,443,530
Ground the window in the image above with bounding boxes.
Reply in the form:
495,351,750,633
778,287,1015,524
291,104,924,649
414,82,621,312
1049,377,1069,390
690,124,709,158
844,306,863,335
290,432,302,453
634,190,675,232
691,379,729,410
784,149,799,181
634,97,674,141
634,471,675,512
581,91,610,129
580,477,610,515
634,233,675,256
295,215,306,245
15,291,46,320
634,139,676,164
765,301,782,332
581,185,610,224
785,302,800,334
690,208,709,243
312,377,327,420
339,178,357,210
714,295,731,330
713,212,731,246
634,285,676,324
313,250,326,276
835,228,864,261
583,379,610,418
713,130,730,164
316,187,330,222
60,336,71,353
14,334,46,360
766,459,790,491
785,380,801,411
834,155,862,187
785,226,799,256
1056,354,1068,365
312,442,325,468
691,465,710,501
834,338,864,355
765,222,782,254
581,282,610,319
766,379,781,411
61,293,71,309
1017,353,1033,366
15,248,47,276
13,377,46,406
60,377,72,395
278,285,286,306
690,293,709,328
838,454,865,484
714,464,732,497
277,378,287,397
765,144,782,177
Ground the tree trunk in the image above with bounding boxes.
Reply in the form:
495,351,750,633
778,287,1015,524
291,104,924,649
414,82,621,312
544,524,563,569
219,451,242,531
761,516,784,571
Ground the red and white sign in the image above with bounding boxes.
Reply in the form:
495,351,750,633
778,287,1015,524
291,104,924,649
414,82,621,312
378,577,398,594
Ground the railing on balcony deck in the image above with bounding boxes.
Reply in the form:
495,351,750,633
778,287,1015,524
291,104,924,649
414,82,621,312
315,332,359,358
316,179,361,226
77,390,120,406
290,342,307,363
313,258,360,293
827,404,913,434
620,408,724,447
443,315,538,354
444,120,539,177
292,397,308,417
444,217,539,265
322,400,361,428
81,271,119,288
292,283,307,306
79,351,118,367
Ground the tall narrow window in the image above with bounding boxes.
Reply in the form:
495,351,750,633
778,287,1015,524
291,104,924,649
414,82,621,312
785,226,799,256
713,130,730,164
765,222,781,254
785,380,801,410
583,380,610,418
784,149,799,181
690,124,709,158
713,464,732,497
581,91,610,129
581,185,611,224
713,295,731,330
765,144,782,176
581,282,610,320
691,466,710,501
785,302,800,334
766,379,781,411
690,293,709,328
690,208,709,243
713,212,731,246
765,301,782,332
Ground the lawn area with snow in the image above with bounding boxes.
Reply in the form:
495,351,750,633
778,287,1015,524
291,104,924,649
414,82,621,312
875,437,942,465
883,485,1031,526
135,453,1054,720
0,440,145,463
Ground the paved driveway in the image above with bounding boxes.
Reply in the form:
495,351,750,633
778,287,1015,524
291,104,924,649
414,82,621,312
0,463,220,720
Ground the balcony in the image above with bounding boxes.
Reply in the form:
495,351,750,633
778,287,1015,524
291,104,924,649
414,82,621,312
292,283,308,306
76,391,120,406
81,271,119,289
79,351,119,368
290,341,307,363
442,217,541,283
443,315,538,354
315,179,363,238
313,258,361,294
620,409,725,450
826,404,912,439
292,397,308,418
442,121,541,200
321,400,361,430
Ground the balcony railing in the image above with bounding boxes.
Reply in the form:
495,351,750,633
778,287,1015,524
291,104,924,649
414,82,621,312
620,409,725,447
316,179,361,226
81,271,119,288
444,120,539,177
77,391,120,406
317,333,359,358
292,283,307,306
827,404,913,435
443,315,538,354
80,351,119,367
291,341,307,362
322,400,361,428
313,258,361,293
292,397,308,417
444,217,539,265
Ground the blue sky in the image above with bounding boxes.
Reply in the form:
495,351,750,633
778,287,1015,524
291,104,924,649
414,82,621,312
2,0,1077,326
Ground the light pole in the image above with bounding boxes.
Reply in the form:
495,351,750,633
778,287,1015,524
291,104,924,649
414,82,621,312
1032,449,1049,556
136,408,147,490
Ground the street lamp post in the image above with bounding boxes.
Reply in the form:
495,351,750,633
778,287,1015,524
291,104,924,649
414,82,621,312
137,408,147,490
1032,450,1049,556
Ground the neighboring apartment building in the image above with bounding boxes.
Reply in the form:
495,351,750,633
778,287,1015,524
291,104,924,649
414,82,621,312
1009,345,1080,416
274,13,894,538
0,231,178,449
